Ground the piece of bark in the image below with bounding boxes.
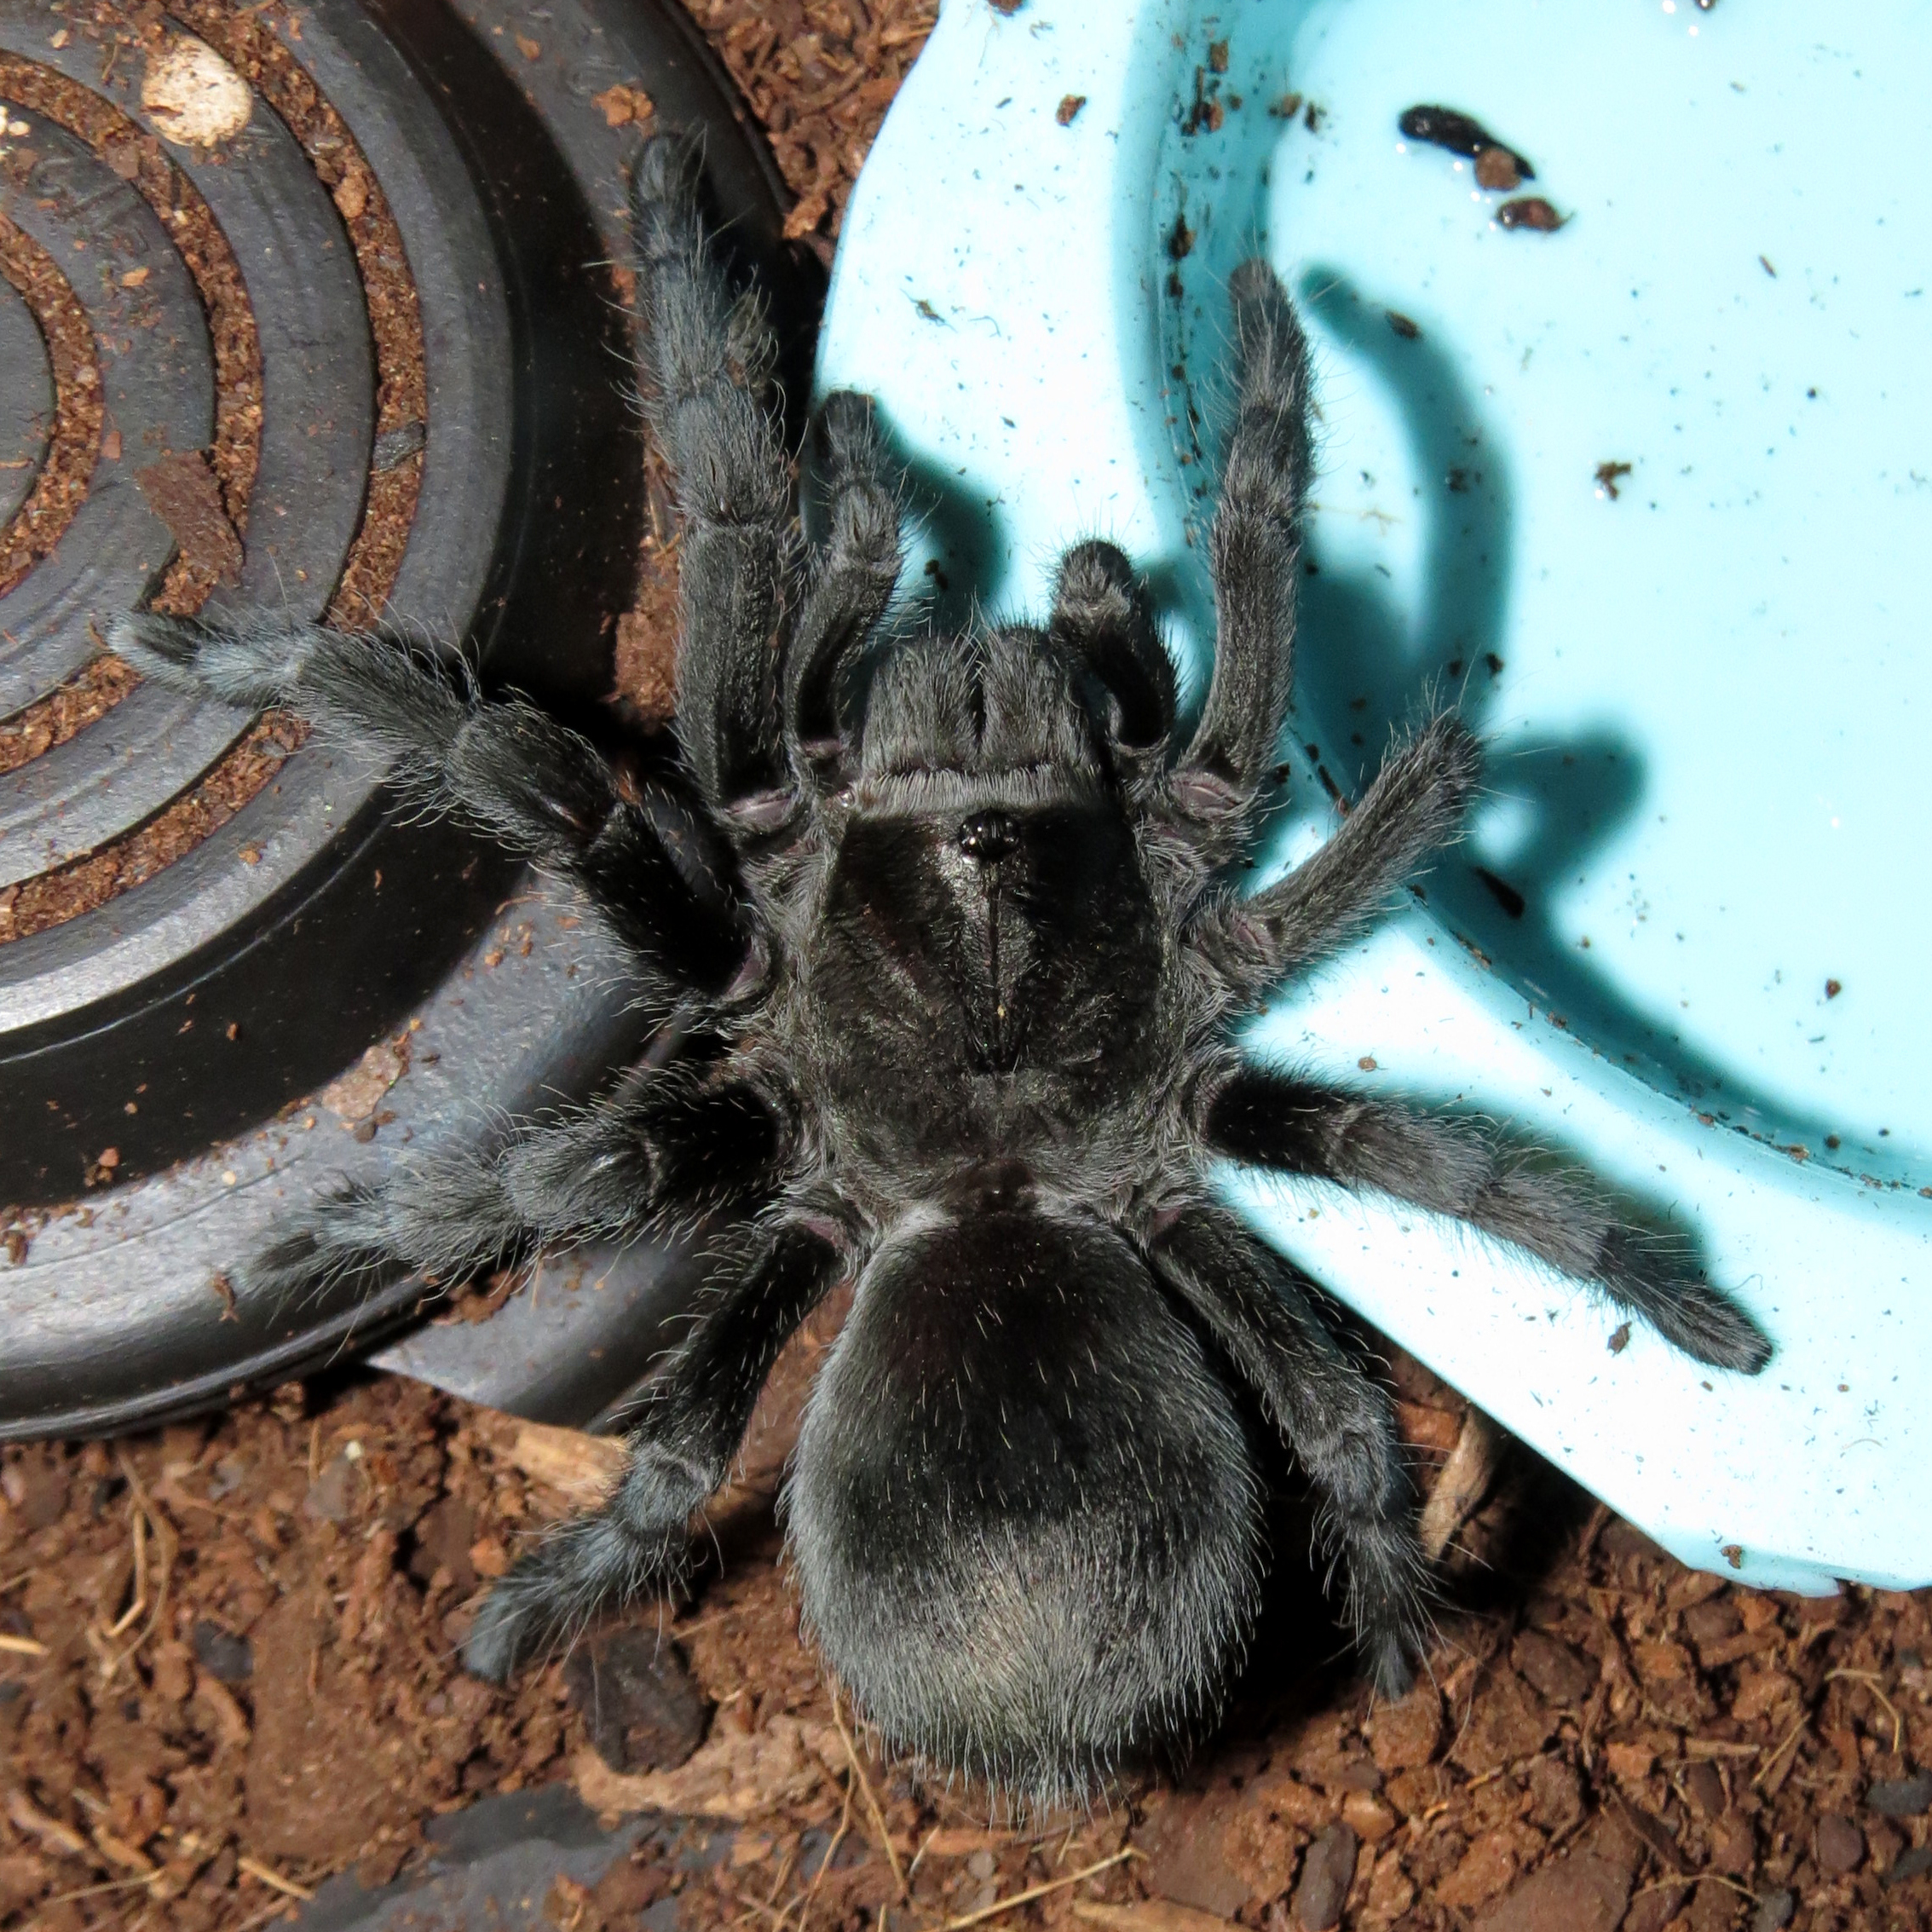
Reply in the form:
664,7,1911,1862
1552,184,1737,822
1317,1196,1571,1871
505,1421,627,1503
1419,1406,1505,1557
565,1630,709,1774
570,1715,838,1822
1076,1902,1236,1932
134,449,242,583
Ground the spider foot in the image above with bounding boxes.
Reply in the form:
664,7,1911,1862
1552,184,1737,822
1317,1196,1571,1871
463,1512,684,1684
249,1222,379,1301
1340,1514,1436,1699
1646,1279,1773,1375
108,609,313,709
1600,1231,1773,1373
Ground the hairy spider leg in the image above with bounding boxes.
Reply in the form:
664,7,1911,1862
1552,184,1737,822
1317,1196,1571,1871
631,136,798,822
1045,539,1178,753
242,1074,783,1304
784,389,906,770
109,611,747,998
1202,1068,1773,1373
1151,1205,1432,1698
463,1218,842,1683
1191,711,1484,1001
1172,260,1313,851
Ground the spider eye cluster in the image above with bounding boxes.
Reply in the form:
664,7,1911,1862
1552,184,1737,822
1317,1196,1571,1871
955,808,1022,862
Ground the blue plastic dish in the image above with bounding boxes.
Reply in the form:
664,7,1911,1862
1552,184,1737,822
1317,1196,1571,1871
816,0,1931,1595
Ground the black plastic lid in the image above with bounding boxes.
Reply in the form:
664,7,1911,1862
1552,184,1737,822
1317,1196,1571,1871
0,0,818,1439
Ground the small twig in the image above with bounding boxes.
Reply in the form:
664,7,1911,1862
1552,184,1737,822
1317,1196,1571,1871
100,1452,176,1687
1577,1500,1612,1560
672,1604,752,1641
795,1779,855,1932
230,1898,303,1932
938,1848,1139,1932
906,1825,942,1882
1751,1712,1809,1790
733,1889,798,1929
0,1564,37,1595
152,1489,234,1520
104,1505,148,1640
38,1871,160,1908
1629,1875,1691,1903
1701,1874,1762,1904
831,1697,906,1898
0,1633,48,1657
3,1787,96,1860
238,1854,315,1900
1824,1668,1905,1754
1633,1871,1758,1905
765,1842,799,1909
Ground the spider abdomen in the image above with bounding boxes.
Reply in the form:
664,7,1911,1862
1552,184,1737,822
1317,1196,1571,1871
786,1203,1264,1796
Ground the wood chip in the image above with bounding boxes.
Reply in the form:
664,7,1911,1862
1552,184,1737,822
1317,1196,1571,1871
320,1036,409,1124
133,448,243,584
195,1670,251,1750
238,1854,314,1900
4,1787,96,1860
570,1715,838,1822
141,34,252,147
1419,1405,1505,1557
1074,1898,1235,1932
504,1419,628,1502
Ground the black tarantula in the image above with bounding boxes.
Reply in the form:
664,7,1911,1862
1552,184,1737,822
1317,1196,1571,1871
113,135,1769,1797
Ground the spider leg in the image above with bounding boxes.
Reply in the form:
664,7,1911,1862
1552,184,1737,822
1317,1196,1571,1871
1190,712,1481,1001
1202,1067,1773,1372
110,611,748,997
632,135,799,826
1047,539,1177,753
785,389,905,765
246,1073,784,1303
1173,261,1312,839
1151,1204,1429,1696
464,1216,842,1682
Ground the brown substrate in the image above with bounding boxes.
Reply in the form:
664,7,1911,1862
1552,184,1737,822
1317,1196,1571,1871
0,658,140,781
0,216,105,602
2,1352,1926,1932
685,0,938,253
